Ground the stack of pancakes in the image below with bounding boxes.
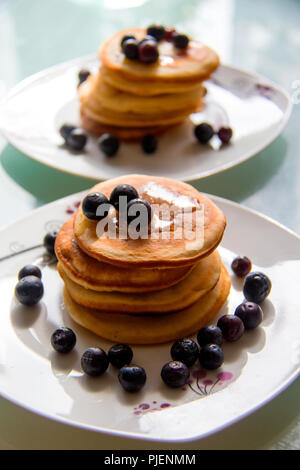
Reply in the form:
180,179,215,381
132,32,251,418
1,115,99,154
56,175,230,344
78,28,220,141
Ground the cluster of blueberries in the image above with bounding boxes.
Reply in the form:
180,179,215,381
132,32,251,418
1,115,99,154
59,121,157,156
51,331,143,392
82,183,153,227
121,24,189,65
194,122,233,145
14,232,57,306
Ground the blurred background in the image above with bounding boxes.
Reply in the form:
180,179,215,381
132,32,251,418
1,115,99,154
0,0,299,231
0,0,299,450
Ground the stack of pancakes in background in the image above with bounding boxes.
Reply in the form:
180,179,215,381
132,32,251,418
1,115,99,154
56,175,230,344
78,28,220,141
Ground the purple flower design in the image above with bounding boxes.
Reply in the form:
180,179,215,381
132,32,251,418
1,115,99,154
187,368,233,396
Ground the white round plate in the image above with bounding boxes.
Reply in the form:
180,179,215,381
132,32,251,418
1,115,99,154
0,192,299,443
0,55,292,182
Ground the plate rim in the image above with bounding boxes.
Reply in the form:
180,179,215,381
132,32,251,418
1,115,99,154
0,190,299,443
0,55,293,183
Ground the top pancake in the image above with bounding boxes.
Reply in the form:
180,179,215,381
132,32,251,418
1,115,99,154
73,175,226,268
99,28,220,82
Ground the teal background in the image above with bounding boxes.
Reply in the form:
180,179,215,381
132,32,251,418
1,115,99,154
0,0,299,449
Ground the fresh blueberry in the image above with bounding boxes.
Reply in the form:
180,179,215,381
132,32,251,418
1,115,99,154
43,231,58,256
109,184,139,211
231,256,252,277
81,347,109,376
78,69,91,87
122,38,139,60
146,24,166,41
18,265,42,281
170,338,199,367
217,315,245,342
141,134,157,154
108,344,133,368
138,39,159,64
235,302,263,330
51,327,76,354
197,325,223,347
121,34,136,48
199,344,224,370
161,360,190,388
194,123,214,144
172,33,189,49
243,272,271,304
138,35,158,47
66,128,87,151
127,198,153,226
59,124,76,141
218,127,233,144
118,364,146,392
15,276,44,306
98,133,120,157
82,192,110,221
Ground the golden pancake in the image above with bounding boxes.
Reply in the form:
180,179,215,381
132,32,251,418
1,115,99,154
100,28,220,82
62,264,230,344
55,216,193,293
79,73,205,114
79,109,180,141
57,249,220,313
73,175,226,268
79,92,198,128
101,65,206,96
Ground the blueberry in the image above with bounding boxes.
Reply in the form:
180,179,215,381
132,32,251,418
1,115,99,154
218,127,233,144
243,272,271,304
59,124,76,141
141,134,158,154
127,198,153,226
217,315,245,342
122,38,139,60
146,24,166,41
138,35,158,46
170,338,199,367
121,34,136,48
108,344,133,368
98,133,120,157
235,302,263,330
109,184,139,211
66,128,87,151
161,361,190,388
194,122,214,144
18,265,42,281
51,327,76,354
118,364,146,392
197,325,223,347
81,347,109,376
138,39,159,64
43,231,58,256
231,256,252,277
82,192,110,221
15,276,44,306
78,69,91,87
172,33,189,49
199,344,224,370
